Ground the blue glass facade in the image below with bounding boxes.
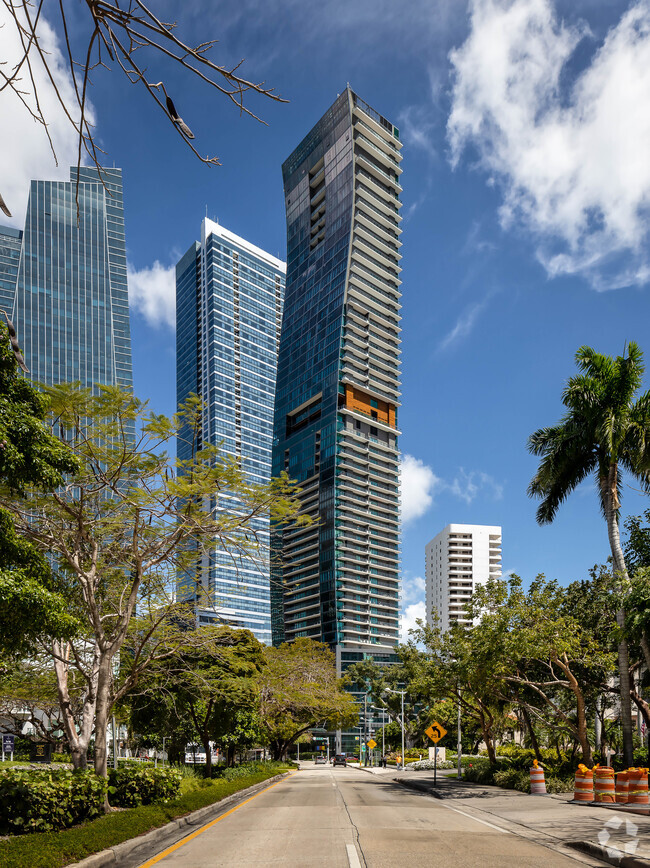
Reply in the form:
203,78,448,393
272,89,403,751
0,226,22,318
0,167,132,391
176,219,285,644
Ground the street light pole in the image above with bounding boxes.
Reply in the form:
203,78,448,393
457,696,462,780
384,687,406,769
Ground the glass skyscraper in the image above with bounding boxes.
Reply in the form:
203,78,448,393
271,89,402,749
176,218,285,643
0,167,132,391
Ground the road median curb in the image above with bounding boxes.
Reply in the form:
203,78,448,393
566,840,650,868
68,772,292,868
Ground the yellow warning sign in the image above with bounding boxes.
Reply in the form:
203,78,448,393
425,722,447,744
367,739,377,750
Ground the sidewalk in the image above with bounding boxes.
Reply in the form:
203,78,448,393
364,767,650,867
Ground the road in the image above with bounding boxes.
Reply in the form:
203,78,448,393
139,763,605,867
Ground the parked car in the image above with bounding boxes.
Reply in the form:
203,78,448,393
315,755,327,764
333,754,347,767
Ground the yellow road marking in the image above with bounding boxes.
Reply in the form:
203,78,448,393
138,773,297,867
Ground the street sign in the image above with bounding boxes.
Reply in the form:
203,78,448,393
2,734,14,753
425,722,447,744
367,739,377,750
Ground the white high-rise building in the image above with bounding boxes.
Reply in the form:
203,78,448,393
425,524,502,632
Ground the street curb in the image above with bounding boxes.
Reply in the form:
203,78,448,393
68,772,292,868
566,840,650,868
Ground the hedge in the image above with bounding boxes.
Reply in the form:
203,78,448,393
108,764,181,807
0,764,293,868
0,768,106,834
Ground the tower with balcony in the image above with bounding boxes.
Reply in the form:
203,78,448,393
271,89,402,750
425,524,502,632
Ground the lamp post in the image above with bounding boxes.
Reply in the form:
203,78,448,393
384,688,405,770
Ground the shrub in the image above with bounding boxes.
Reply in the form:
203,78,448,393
107,764,181,807
0,768,105,834
212,761,293,781
405,759,455,770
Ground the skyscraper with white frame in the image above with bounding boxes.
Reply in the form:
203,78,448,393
425,524,502,632
176,218,285,643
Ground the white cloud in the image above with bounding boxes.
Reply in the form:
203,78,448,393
400,601,426,643
127,261,176,329
397,105,437,160
0,7,90,227
401,573,426,606
449,469,504,505
447,0,650,289
438,295,491,351
400,454,440,525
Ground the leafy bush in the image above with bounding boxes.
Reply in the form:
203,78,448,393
107,763,181,807
212,761,294,781
51,753,71,764
405,759,455,770
0,768,105,834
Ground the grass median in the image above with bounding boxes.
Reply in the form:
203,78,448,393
0,764,294,868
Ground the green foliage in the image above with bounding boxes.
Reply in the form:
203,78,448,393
258,638,359,759
0,324,79,495
0,327,81,655
107,763,181,807
0,768,105,834
0,766,290,867
212,760,292,781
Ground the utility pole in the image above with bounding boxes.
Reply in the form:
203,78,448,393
457,697,462,780
364,694,369,767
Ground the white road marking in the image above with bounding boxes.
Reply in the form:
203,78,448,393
437,801,510,834
346,843,362,868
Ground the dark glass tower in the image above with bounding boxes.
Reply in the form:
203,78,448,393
176,219,285,643
0,167,132,391
272,89,402,747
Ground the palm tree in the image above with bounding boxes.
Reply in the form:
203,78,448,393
527,343,650,767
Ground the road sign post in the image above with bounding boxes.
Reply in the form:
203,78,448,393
425,722,447,787
2,734,14,762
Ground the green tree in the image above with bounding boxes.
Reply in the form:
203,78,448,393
469,575,615,765
528,343,650,765
0,384,305,785
0,323,80,654
128,626,263,776
257,638,359,760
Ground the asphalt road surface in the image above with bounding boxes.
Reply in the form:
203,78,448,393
139,764,605,867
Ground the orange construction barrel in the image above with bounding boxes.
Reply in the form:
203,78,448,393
615,770,629,804
530,760,546,795
594,766,616,803
573,764,593,803
627,768,650,805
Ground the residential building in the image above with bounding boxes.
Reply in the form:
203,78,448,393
425,524,502,632
0,167,132,391
175,218,285,643
271,88,402,751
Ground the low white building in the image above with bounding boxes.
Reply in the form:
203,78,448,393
425,524,502,632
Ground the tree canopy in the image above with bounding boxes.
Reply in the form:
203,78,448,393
258,638,358,760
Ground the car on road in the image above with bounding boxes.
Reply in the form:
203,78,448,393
332,754,347,767
315,755,327,764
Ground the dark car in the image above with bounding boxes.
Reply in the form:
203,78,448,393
333,754,347,767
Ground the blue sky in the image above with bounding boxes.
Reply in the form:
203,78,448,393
3,0,650,637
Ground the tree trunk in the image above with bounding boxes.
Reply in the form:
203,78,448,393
520,704,542,762
553,654,592,766
53,640,97,771
603,470,635,768
202,733,212,777
93,654,115,812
